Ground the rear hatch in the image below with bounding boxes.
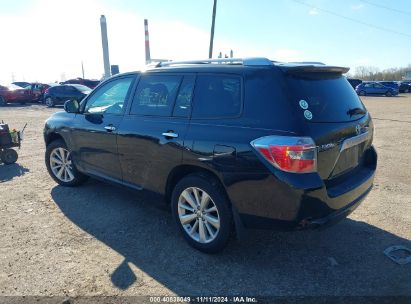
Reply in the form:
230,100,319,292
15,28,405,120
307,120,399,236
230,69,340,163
281,65,373,180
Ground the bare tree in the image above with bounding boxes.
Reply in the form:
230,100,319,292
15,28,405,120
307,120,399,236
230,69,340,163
352,65,411,81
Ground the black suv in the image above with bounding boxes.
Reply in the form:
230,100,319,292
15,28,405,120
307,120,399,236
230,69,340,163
44,58,377,253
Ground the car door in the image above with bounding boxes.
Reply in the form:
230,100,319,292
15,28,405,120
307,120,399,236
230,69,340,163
117,74,195,192
62,86,78,103
54,86,68,104
70,76,135,181
373,83,385,94
66,86,87,103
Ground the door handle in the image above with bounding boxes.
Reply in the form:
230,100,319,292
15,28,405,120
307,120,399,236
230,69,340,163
162,132,178,138
104,125,116,132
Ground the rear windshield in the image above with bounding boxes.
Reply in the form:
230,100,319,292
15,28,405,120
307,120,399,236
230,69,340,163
285,73,366,123
71,84,91,93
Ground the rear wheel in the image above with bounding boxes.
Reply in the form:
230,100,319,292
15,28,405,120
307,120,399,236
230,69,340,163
171,173,233,253
45,97,54,107
1,149,18,165
0,96,6,106
386,91,393,97
359,90,366,96
45,139,88,186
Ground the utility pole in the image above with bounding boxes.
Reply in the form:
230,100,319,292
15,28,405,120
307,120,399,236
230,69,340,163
208,0,217,59
81,61,85,79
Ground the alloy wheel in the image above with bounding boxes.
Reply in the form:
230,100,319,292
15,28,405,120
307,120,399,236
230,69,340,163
178,187,220,244
46,97,53,107
49,147,74,182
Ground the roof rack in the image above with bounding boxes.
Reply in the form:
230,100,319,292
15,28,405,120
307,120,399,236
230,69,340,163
155,57,274,67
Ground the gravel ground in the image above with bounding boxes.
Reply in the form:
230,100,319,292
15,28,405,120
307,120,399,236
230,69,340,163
0,96,410,298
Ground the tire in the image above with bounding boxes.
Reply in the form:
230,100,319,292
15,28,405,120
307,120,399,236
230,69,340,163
405,89,409,93
386,91,392,97
359,90,366,96
45,97,54,107
0,96,6,106
171,173,233,253
1,149,18,165
45,139,88,186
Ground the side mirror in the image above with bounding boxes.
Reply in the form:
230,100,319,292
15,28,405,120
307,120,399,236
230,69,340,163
64,99,79,113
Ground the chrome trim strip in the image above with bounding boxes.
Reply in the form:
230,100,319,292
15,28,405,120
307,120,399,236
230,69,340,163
340,131,370,152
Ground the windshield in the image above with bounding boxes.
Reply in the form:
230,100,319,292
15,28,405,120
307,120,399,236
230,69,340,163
285,73,366,123
70,84,91,93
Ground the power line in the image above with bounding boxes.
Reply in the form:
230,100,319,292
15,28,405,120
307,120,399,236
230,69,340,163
291,0,411,39
360,0,411,16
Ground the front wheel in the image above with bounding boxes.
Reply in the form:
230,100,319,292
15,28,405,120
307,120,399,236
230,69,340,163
386,91,393,97
171,173,233,253
45,97,54,107
45,139,88,186
359,90,366,96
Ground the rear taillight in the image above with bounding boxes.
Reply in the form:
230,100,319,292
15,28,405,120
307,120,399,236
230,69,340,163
251,136,317,173
44,88,49,93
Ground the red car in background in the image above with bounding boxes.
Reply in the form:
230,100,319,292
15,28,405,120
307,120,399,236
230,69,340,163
24,83,58,103
0,84,37,105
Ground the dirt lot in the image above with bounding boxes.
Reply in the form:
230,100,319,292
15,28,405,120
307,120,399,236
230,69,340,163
0,96,410,298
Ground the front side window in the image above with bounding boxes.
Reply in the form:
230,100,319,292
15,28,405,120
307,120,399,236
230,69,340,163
130,75,182,116
192,75,242,118
84,77,133,115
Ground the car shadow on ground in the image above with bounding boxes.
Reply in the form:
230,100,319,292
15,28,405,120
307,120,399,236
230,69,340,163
51,180,411,296
1,103,39,108
0,163,29,182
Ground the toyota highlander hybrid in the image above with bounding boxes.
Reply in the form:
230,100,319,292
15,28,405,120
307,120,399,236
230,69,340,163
44,57,377,253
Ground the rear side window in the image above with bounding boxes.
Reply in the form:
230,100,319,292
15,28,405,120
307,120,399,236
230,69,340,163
50,86,61,93
173,76,195,117
192,75,241,119
130,75,182,116
286,74,366,123
65,86,77,93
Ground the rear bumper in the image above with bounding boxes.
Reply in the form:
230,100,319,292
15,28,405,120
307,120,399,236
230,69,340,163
237,184,372,231
230,146,377,231
303,185,371,229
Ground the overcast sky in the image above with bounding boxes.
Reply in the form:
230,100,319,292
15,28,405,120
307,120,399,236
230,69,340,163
0,0,410,84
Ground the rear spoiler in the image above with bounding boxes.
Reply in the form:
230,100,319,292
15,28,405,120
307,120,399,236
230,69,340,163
278,64,350,75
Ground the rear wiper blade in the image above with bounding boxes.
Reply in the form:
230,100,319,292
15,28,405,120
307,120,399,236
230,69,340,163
347,107,366,117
